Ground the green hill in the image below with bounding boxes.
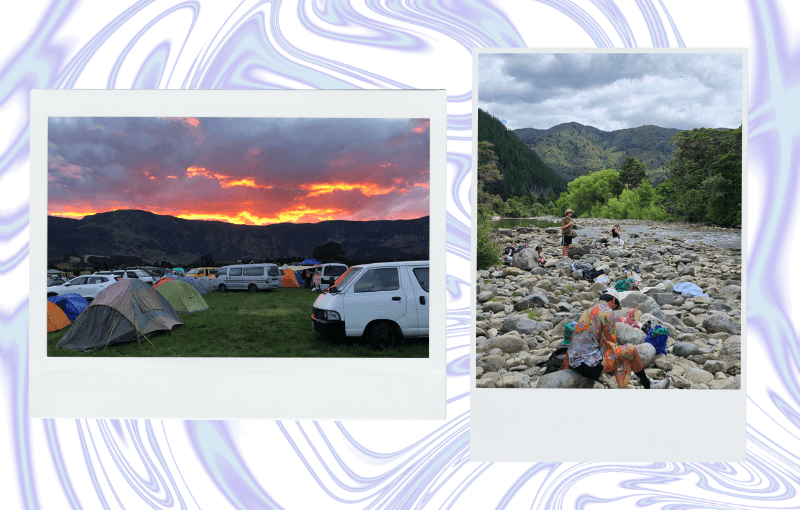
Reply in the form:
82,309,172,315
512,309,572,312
514,122,681,184
477,109,567,199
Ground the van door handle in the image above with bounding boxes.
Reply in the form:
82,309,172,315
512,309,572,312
419,296,425,305
392,296,401,301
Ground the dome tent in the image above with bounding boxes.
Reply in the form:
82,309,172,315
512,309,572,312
48,293,90,322
280,269,299,288
172,276,210,295
56,279,183,351
153,276,175,288
300,258,320,266
47,301,70,333
156,280,209,313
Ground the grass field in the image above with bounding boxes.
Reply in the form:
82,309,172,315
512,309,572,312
47,287,429,358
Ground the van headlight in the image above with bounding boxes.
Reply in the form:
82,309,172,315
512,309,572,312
325,311,340,321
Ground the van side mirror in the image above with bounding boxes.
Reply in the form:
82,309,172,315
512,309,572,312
324,277,335,285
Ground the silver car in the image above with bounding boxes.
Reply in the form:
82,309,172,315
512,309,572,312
46,275,117,300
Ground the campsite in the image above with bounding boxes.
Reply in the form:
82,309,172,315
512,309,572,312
47,275,429,358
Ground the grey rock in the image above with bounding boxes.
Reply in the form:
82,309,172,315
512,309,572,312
652,293,674,306
719,285,741,301
702,314,740,334
476,291,494,303
488,334,529,354
635,342,656,368
619,293,658,313
673,342,701,357
502,315,549,335
483,302,505,313
685,367,715,385
476,355,505,373
512,248,538,270
537,369,595,388
720,336,741,357
616,322,646,346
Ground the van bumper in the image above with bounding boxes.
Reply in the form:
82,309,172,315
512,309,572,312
311,314,345,336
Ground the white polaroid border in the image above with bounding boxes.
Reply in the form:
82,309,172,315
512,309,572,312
30,89,446,420
470,49,746,462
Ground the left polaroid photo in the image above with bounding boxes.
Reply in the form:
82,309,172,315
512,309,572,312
31,90,446,419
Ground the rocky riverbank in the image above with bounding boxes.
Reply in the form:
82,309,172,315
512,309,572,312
476,218,742,390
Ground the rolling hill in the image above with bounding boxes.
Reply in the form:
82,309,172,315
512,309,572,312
48,210,429,266
513,122,682,183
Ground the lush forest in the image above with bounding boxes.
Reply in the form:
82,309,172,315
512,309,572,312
477,109,567,217
478,117,742,228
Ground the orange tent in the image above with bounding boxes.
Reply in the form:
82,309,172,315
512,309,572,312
47,301,70,332
280,270,299,288
153,276,175,289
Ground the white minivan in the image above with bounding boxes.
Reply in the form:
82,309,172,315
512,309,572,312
311,261,429,346
312,263,348,291
215,263,281,292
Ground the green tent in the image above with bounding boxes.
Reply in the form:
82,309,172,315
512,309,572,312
155,280,208,314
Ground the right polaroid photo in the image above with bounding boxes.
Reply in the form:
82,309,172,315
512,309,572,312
471,49,746,462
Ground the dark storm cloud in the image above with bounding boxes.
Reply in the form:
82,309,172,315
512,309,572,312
478,52,743,131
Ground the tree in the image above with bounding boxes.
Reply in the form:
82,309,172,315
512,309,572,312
619,157,647,189
199,253,215,266
313,242,347,262
476,214,501,270
554,168,621,217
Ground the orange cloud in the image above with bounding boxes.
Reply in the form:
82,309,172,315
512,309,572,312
167,175,177,179
301,182,399,197
176,205,345,225
186,167,272,189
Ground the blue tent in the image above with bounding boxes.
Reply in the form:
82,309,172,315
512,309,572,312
47,293,90,322
294,270,304,285
173,276,209,295
300,258,320,265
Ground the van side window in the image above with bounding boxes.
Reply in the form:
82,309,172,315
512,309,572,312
243,267,264,276
267,266,279,276
217,269,227,276
412,268,429,292
353,268,400,293
230,268,242,276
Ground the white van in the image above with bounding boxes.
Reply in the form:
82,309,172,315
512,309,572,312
311,261,429,346
215,263,281,292
312,263,348,291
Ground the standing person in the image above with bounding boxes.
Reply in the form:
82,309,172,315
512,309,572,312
563,294,670,389
561,208,575,258
611,224,623,246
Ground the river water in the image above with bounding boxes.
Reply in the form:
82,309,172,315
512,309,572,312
493,216,742,251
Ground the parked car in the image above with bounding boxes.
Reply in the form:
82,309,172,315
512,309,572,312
311,263,349,292
94,269,155,285
185,267,219,279
311,261,429,346
215,263,281,292
46,275,117,300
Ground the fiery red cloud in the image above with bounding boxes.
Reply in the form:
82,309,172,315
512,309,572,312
301,182,402,197
186,166,272,189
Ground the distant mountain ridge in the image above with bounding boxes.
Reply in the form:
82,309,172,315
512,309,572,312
513,122,683,183
48,210,429,265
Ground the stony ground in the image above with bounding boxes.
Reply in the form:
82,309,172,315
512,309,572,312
476,218,742,389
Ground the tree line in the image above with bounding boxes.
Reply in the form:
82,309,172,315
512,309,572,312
479,124,742,227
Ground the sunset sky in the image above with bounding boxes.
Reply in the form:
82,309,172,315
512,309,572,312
48,117,430,224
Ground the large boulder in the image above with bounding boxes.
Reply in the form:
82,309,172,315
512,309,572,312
619,292,659,314
482,302,505,313
673,342,701,357
536,369,595,388
476,355,505,373
488,334,529,354
684,367,714,385
512,248,538,270
615,322,646,346
635,342,656,368
496,373,530,388
702,314,740,334
720,336,742,357
502,315,550,335
718,285,741,301
568,243,591,258
477,291,494,303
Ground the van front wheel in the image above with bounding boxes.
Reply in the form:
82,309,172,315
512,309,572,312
368,322,400,350
218,284,227,293
248,284,258,293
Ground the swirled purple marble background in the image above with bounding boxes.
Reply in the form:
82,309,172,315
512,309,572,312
2,0,797,508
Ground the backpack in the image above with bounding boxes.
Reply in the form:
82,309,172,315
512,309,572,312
561,321,577,346
544,346,569,374
644,326,670,355
615,278,636,292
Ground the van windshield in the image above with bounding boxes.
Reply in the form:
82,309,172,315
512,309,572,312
332,267,363,290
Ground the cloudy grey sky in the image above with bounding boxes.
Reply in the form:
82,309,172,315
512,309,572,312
478,52,743,131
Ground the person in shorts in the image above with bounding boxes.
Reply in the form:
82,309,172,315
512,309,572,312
561,208,574,258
